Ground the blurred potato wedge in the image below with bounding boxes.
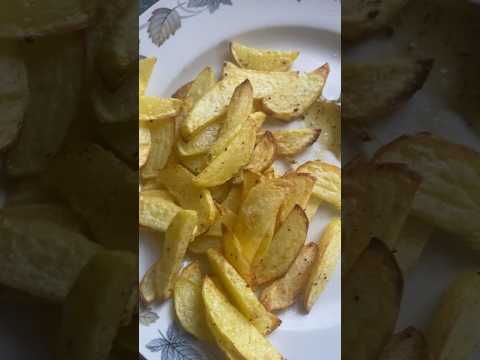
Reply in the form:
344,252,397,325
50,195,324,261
262,64,329,120
139,263,155,304
254,205,309,285
379,327,431,360
343,239,403,360
139,125,151,168
156,164,217,234
141,119,175,178
174,261,212,341
139,96,182,122
202,277,283,360
343,59,433,125
304,217,341,312
139,57,156,95
426,271,480,360
260,243,318,311
297,160,341,209
139,190,181,232
270,128,321,157
155,210,198,302
207,249,280,335
231,42,299,71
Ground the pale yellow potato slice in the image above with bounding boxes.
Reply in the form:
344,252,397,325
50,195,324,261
177,121,222,157
223,225,253,284
234,181,286,262
304,99,341,155
139,57,156,95
276,172,315,225
139,191,181,232
254,206,309,285
155,210,197,301
305,196,323,221
426,271,480,360
231,42,299,72
193,117,257,187
297,160,341,209
263,64,329,120
380,327,431,360
260,243,318,311
205,207,237,238
202,277,283,360
222,185,243,213
179,153,209,175
304,217,341,312
139,96,182,122
245,131,277,173
139,125,151,168
270,128,321,157
207,249,280,335
139,263,155,304
141,119,175,178
189,235,222,255
174,261,212,341
375,134,480,243
172,81,193,99
343,239,403,360
156,164,217,234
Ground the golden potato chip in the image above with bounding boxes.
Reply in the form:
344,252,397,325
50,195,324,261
262,64,329,120
254,206,308,285
57,251,136,360
156,164,217,234
141,119,175,178
202,277,283,360
155,210,198,301
297,160,341,209
260,243,318,311
0,215,99,303
139,57,157,96
0,41,28,152
207,249,280,335
6,33,83,177
139,125,151,168
375,134,480,242
174,261,213,341
343,59,433,124
269,128,321,157
139,191,181,233
426,271,480,360
139,96,182,122
304,217,341,312
343,239,403,360
231,42,299,72
379,327,431,360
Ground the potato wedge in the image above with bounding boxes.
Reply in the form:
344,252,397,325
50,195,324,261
343,239,403,360
207,249,280,335
0,0,97,38
379,327,431,360
155,210,198,301
156,164,217,234
223,225,253,283
426,271,480,360
304,217,341,312
189,236,222,255
139,57,157,95
343,59,433,124
262,64,329,120
6,34,83,177
179,153,209,175
141,119,175,178
305,196,322,221
0,215,99,302
260,243,318,311
208,80,254,160
180,66,216,116
172,81,193,99
245,132,277,173
343,0,409,42
0,41,28,152
177,121,222,157
394,217,433,274
46,143,137,252
57,251,136,360
174,262,212,341
234,181,286,262
222,185,243,213
139,125,151,168
193,116,257,187
202,277,283,360
139,191,181,232
139,263,155,304
205,207,237,238
254,206,309,285
210,182,232,204
297,160,341,209
374,133,480,242
304,99,341,155
270,129,321,157
139,96,182,122
231,42,299,72
276,172,315,226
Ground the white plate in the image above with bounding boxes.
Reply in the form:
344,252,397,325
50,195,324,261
139,0,341,359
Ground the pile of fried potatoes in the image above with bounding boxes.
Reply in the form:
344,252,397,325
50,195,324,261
139,42,341,358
